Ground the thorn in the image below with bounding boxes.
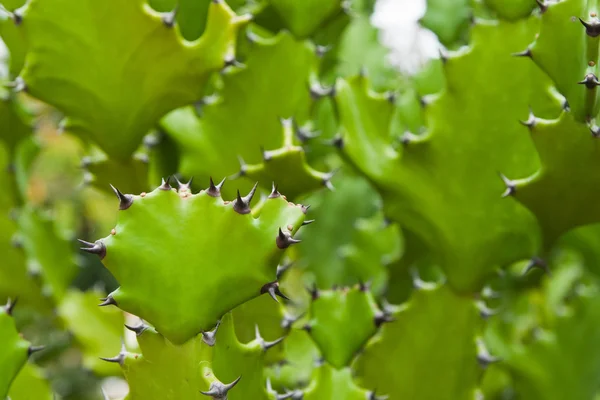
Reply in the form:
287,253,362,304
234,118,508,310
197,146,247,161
124,323,148,336
261,281,290,302
223,54,242,69
307,283,319,300
590,124,600,138
269,182,280,199
300,204,310,214
99,345,126,365
201,320,221,346
439,48,448,63
276,261,294,280
477,351,500,368
368,390,389,400
255,325,285,351
374,311,395,327
512,48,532,58
519,108,537,128
523,256,551,276
207,177,225,197
99,294,117,307
161,9,177,27
476,301,496,319
281,313,302,329
13,10,22,25
309,83,334,100
329,135,344,149
78,239,107,260
236,155,247,177
175,177,193,191
322,169,338,191
563,99,570,111
276,228,301,249
498,173,516,198
233,182,258,214
4,297,17,316
315,45,330,57
578,73,600,89
109,184,134,210
28,345,45,356
261,146,272,162
201,376,242,399
580,18,600,37
302,323,312,333
358,280,371,292
159,176,172,191
535,0,548,12
295,124,319,143
302,219,315,226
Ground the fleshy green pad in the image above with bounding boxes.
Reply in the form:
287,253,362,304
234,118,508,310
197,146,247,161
18,0,248,160
266,0,343,38
94,181,306,344
161,31,323,198
307,286,380,368
525,0,600,122
510,110,600,246
354,284,481,400
0,307,30,399
335,18,563,291
123,313,277,400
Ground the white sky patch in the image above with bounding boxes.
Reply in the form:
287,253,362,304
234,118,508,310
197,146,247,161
371,0,442,75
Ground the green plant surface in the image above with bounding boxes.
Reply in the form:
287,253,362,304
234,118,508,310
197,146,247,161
122,312,279,400
87,179,307,344
302,363,378,400
353,284,482,400
265,0,342,38
507,110,600,248
57,289,124,376
421,0,471,46
0,303,34,399
18,0,248,161
334,17,563,292
296,173,381,288
241,118,331,199
0,92,32,156
306,286,380,368
162,30,326,199
17,205,78,302
484,0,537,20
7,362,53,400
522,0,600,122
486,252,600,400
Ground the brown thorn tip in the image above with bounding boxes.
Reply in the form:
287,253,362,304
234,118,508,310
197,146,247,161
109,184,134,210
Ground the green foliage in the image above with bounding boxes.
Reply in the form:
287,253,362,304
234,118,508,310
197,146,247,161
19,0,248,160
4,0,600,399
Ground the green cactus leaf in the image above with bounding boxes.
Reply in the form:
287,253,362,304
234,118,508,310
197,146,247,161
509,111,600,247
212,313,280,400
18,0,247,161
335,18,563,291
0,304,31,399
302,363,375,400
0,12,26,78
162,30,326,199
296,173,380,288
17,206,78,301
123,312,277,400
265,328,320,390
486,252,600,400
91,180,307,344
421,0,471,46
525,0,599,122
240,118,330,199
122,324,213,400
354,284,481,400
307,286,380,368
484,0,537,20
266,0,342,38
0,93,32,156
57,289,125,376
7,362,52,400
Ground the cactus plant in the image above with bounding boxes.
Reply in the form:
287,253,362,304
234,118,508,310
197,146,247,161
4,0,600,399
